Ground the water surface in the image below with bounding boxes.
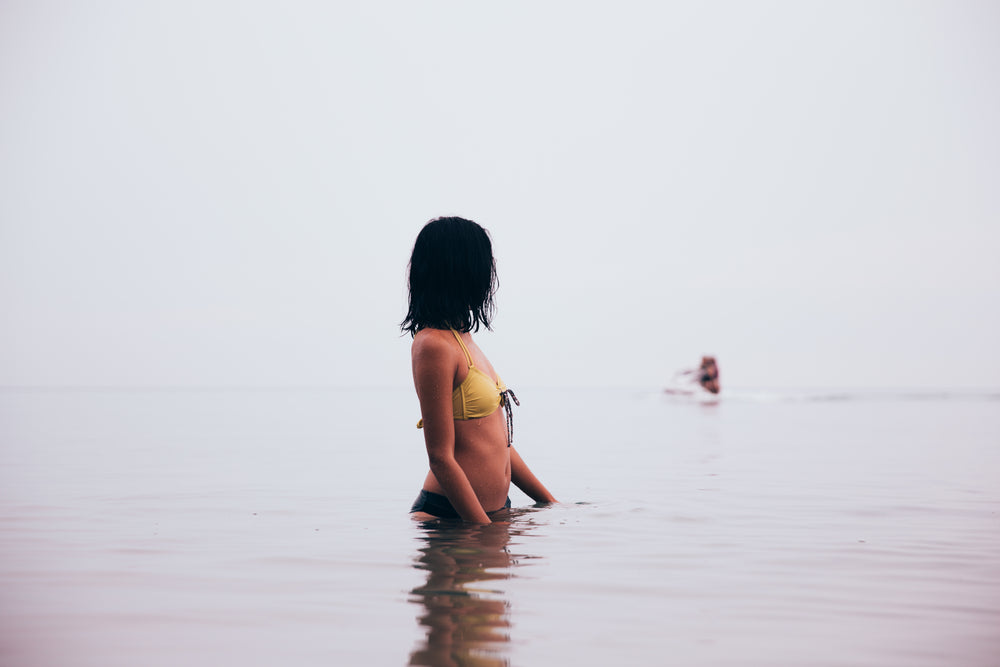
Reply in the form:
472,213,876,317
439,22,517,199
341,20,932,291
1,387,997,665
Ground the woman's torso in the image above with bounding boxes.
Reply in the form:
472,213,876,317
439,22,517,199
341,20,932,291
418,329,511,511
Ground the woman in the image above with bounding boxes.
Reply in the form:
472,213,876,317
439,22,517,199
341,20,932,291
401,217,556,523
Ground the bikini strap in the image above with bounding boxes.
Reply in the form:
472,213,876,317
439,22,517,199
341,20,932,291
450,329,475,368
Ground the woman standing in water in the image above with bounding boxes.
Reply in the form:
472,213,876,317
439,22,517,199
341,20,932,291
402,217,556,523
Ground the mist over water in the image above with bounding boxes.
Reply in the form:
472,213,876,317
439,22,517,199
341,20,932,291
1,387,997,666
2,2,999,391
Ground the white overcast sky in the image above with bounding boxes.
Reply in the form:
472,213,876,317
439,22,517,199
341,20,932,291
1,1,998,389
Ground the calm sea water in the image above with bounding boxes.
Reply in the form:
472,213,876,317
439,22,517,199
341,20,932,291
1,386,998,666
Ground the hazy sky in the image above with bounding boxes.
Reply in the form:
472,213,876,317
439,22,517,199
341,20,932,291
1,1,998,389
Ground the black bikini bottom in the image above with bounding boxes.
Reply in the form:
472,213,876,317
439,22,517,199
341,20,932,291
410,489,511,520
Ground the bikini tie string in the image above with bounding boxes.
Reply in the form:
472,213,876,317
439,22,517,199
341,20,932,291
500,388,519,448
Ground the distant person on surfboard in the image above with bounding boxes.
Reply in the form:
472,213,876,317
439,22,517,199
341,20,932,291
696,356,720,394
673,356,720,394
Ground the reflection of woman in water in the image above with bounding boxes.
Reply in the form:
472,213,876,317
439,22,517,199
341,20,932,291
409,521,522,666
402,217,556,524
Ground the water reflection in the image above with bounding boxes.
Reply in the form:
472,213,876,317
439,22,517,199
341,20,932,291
408,518,533,667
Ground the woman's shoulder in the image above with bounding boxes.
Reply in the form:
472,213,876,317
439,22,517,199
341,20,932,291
412,327,458,358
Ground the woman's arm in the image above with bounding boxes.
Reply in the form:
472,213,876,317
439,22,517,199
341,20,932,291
412,333,492,524
509,446,557,504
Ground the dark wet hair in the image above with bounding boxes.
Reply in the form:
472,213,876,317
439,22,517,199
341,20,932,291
401,216,497,336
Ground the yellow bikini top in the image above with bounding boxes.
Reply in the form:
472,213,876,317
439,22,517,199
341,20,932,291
449,329,506,420
417,329,505,429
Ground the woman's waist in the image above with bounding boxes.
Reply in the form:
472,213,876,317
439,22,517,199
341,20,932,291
454,448,510,485
450,435,509,475
422,479,511,509
424,459,511,506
